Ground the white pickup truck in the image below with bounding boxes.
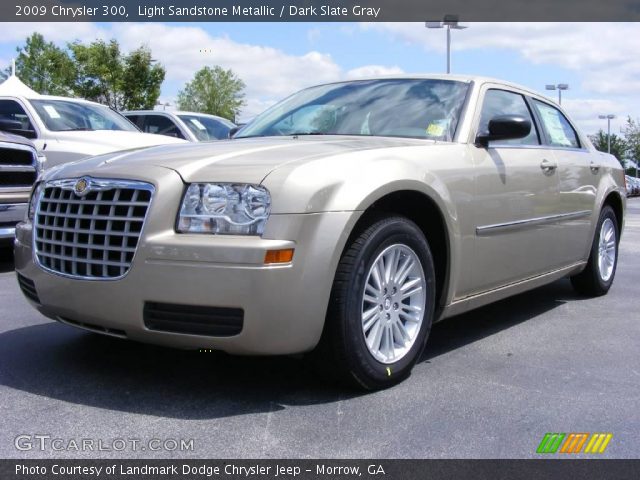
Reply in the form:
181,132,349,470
0,82,186,168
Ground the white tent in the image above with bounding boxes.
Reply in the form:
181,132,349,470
0,74,40,97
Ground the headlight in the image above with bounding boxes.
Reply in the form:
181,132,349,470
177,183,271,235
27,182,44,221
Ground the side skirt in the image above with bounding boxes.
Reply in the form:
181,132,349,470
436,261,587,321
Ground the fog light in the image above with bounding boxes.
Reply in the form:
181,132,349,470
264,248,294,264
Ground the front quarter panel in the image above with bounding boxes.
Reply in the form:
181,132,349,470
262,142,476,303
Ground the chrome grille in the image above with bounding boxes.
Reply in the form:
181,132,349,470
34,178,154,279
0,141,38,187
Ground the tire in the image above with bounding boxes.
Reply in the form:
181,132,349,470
315,216,436,390
570,205,619,296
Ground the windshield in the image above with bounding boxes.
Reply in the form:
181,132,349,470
177,114,235,140
236,79,469,141
30,99,139,132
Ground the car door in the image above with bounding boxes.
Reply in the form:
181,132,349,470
469,87,562,294
530,99,597,264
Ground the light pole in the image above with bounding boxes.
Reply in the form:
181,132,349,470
426,16,468,74
545,83,569,105
598,114,616,154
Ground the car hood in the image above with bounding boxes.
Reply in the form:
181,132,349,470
53,130,186,153
48,136,435,184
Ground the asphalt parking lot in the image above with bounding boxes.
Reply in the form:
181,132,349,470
0,199,638,459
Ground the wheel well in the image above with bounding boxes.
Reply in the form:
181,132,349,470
603,191,624,231
349,191,450,311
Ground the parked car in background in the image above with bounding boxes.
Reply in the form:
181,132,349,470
123,110,236,142
0,131,43,244
0,88,187,168
626,175,640,197
625,176,633,196
15,75,626,390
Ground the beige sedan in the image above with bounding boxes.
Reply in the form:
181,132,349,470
14,75,626,389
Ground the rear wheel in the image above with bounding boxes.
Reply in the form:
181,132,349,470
315,216,436,390
570,205,619,296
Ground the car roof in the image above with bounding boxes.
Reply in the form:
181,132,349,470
308,74,553,103
0,93,114,108
122,110,232,121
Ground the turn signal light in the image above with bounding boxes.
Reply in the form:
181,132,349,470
264,248,295,264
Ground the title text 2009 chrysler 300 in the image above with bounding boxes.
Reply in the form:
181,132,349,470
14,76,626,389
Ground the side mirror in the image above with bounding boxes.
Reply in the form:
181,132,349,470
475,115,531,148
0,118,37,139
0,118,23,131
228,126,240,138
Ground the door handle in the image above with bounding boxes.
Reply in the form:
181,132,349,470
590,161,601,173
540,159,557,173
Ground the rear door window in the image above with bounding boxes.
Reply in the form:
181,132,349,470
532,100,580,149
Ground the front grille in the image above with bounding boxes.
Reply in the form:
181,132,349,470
34,178,154,279
0,171,37,186
17,273,40,303
144,302,244,337
0,146,35,166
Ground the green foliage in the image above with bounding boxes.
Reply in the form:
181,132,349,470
622,116,640,166
589,130,627,164
177,66,245,121
7,33,75,95
5,33,164,110
68,40,165,110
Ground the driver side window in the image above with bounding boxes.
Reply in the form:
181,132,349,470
479,89,539,146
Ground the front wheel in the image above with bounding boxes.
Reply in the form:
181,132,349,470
315,216,436,390
570,205,619,296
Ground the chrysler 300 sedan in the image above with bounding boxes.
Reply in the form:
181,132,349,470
14,75,626,389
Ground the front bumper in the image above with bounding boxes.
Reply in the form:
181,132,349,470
14,170,359,354
0,203,27,241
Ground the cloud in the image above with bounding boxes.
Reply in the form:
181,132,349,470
0,22,404,120
361,22,640,133
346,65,404,79
362,22,640,96
561,98,629,136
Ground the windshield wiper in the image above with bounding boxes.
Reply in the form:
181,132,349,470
289,132,327,136
59,127,94,131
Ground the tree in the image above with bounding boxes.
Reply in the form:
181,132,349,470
622,116,640,167
69,40,165,110
589,130,627,164
5,33,76,95
177,66,245,121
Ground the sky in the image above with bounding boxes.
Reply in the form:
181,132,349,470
0,22,638,135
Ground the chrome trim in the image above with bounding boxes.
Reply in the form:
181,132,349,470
0,203,27,225
0,140,38,156
476,210,592,236
486,143,588,152
0,226,16,239
0,202,28,210
32,177,155,281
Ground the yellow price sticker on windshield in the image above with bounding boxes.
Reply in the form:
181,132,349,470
426,123,445,136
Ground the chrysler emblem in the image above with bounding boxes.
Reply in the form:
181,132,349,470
73,177,90,196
